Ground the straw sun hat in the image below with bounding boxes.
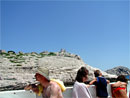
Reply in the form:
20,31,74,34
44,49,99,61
36,67,50,81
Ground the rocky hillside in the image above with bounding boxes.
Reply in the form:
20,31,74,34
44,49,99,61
0,49,116,91
105,66,130,76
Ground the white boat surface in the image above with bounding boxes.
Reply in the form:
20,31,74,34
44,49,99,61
0,82,129,98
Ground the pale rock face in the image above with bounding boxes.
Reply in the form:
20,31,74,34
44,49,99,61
0,53,117,91
36,56,116,82
37,56,85,83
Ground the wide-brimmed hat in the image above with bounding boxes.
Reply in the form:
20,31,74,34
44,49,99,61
36,67,50,81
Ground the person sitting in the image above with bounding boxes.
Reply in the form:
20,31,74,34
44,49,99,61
24,67,65,98
89,70,110,98
111,75,128,98
72,67,92,98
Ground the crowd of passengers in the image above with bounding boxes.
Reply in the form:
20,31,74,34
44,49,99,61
24,66,129,98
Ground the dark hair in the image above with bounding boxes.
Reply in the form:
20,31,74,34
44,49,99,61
94,70,100,77
75,67,89,82
116,75,128,83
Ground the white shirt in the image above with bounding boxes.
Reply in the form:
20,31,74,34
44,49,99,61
72,81,92,98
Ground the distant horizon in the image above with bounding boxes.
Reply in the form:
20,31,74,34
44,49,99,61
1,0,129,71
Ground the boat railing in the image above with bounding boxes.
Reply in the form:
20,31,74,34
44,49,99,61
0,82,129,98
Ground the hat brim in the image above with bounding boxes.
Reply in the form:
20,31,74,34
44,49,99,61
36,72,50,81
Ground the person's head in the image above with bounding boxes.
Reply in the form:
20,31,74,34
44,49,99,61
35,73,50,83
94,70,101,77
116,75,128,83
35,67,50,84
75,67,89,82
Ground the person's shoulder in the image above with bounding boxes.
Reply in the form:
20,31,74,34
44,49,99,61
49,81,62,95
99,76,105,79
50,81,61,89
74,81,85,86
78,82,87,87
99,76,107,80
111,81,122,87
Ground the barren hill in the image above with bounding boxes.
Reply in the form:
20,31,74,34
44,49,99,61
0,49,116,91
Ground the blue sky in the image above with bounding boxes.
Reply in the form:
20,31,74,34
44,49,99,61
1,0,129,71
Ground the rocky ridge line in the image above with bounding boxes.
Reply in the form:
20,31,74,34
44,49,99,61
105,66,130,76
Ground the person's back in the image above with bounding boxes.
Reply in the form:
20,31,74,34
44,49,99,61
89,70,109,98
111,75,128,98
73,81,91,98
42,81,63,98
95,76,108,97
111,81,127,98
72,67,92,98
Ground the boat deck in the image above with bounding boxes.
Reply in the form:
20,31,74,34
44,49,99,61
0,82,129,98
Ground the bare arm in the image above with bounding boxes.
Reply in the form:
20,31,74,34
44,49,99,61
89,78,97,85
24,84,40,95
111,81,127,87
107,80,110,84
111,82,120,87
24,85,32,90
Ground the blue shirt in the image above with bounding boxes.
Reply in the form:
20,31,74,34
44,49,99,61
94,77,108,97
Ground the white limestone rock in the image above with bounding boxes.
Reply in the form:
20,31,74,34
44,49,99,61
0,51,117,91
